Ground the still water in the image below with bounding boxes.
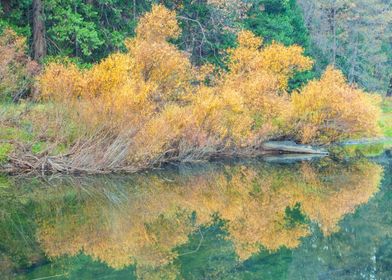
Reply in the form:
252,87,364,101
1,155,391,279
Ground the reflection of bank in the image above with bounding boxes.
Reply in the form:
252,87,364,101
31,159,382,274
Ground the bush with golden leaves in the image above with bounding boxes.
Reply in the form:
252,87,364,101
36,4,382,170
291,67,382,144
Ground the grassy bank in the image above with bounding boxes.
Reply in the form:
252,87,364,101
380,98,392,140
0,102,87,173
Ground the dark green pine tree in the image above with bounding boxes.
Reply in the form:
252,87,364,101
245,0,316,90
245,0,310,48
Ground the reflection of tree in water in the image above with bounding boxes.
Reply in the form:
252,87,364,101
287,161,392,280
27,159,382,277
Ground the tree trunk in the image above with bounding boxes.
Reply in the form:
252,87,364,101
387,77,392,97
1,0,12,14
32,0,47,62
331,7,337,66
133,0,136,21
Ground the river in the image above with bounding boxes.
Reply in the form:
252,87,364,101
1,154,391,279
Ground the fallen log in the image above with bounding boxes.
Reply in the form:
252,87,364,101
261,141,329,155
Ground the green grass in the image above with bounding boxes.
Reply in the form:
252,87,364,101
381,98,392,113
0,102,75,164
31,141,47,155
0,126,33,141
0,143,13,163
380,114,392,138
344,143,386,157
380,98,392,149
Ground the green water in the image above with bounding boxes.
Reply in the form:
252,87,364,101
1,155,391,279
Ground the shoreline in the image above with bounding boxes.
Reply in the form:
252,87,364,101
0,141,329,175
2,138,390,176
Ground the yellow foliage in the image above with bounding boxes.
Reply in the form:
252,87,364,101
131,104,190,164
228,31,313,90
291,67,382,143
39,4,193,135
228,30,264,75
86,53,132,99
39,62,84,101
190,86,253,143
220,30,309,138
259,42,313,89
135,4,180,41
125,38,192,104
37,5,381,167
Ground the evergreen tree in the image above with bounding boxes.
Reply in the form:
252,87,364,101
245,0,315,90
245,0,311,48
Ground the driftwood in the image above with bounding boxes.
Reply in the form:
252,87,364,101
261,141,329,155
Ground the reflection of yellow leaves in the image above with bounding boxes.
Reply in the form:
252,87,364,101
36,159,382,274
298,161,383,235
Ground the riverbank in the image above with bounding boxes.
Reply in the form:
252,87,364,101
0,99,390,175
1,5,385,175
0,106,315,174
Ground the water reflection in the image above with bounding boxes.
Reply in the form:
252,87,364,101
0,158,388,279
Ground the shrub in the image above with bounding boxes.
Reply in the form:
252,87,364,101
36,5,381,170
213,30,312,141
39,62,84,101
291,67,381,144
0,28,38,101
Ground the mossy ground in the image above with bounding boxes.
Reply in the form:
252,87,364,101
0,102,74,165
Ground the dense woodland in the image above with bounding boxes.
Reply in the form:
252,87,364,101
0,0,391,173
1,0,391,93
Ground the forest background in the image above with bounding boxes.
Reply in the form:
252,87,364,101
1,0,391,94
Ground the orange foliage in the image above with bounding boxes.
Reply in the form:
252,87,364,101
0,28,38,100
